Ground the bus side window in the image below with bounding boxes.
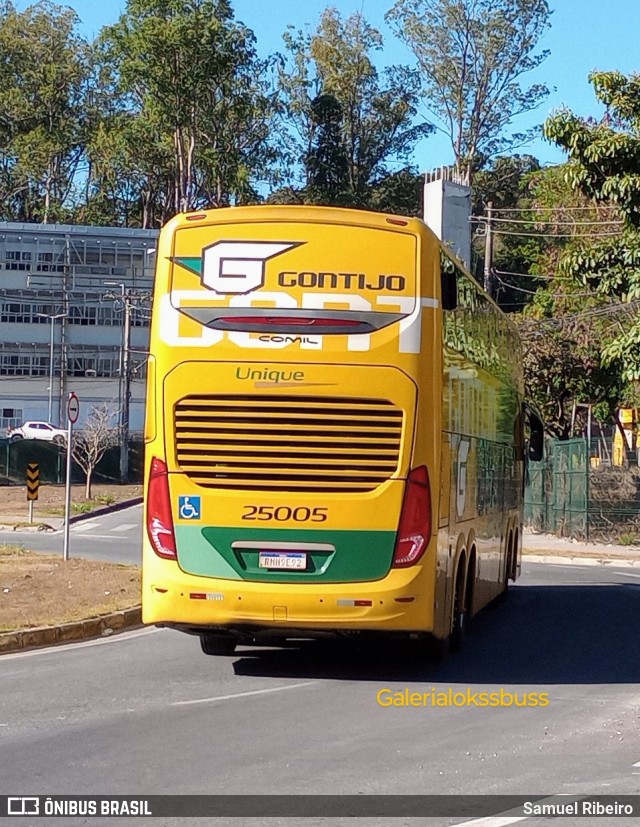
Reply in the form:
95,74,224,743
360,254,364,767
441,253,457,311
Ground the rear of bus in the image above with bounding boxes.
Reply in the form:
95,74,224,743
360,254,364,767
142,206,443,650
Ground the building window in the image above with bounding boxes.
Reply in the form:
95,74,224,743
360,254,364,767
1,408,23,432
69,305,98,326
5,250,32,270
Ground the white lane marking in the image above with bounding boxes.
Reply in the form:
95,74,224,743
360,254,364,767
72,534,131,540
454,818,526,827
0,627,157,661
113,523,138,532
633,760,640,767
71,522,101,532
172,681,317,707
619,571,640,579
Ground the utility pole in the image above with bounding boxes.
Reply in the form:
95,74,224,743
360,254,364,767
36,311,67,424
483,201,494,298
59,236,71,426
121,293,132,484
105,282,132,483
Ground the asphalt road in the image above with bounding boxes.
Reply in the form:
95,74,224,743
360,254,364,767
1,562,639,826
0,504,143,564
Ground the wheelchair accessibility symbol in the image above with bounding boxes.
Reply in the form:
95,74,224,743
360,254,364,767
178,495,201,520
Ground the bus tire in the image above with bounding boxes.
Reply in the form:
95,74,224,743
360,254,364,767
501,534,513,602
424,634,449,662
200,634,237,656
450,565,467,653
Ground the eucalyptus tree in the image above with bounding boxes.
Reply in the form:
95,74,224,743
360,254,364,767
92,0,277,226
386,0,551,180
276,7,431,206
0,0,91,222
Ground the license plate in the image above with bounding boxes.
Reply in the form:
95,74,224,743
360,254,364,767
259,551,307,570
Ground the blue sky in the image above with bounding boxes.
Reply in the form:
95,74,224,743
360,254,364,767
23,0,640,171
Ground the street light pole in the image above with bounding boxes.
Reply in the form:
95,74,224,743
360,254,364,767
36,311,68,424
105,282,132,483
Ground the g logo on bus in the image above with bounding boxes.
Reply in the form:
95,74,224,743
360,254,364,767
202,241,303,294
456,438,471,518
172,240,303,295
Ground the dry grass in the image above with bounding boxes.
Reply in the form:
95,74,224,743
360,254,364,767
0,483,142,521
0,484,142,632
0,543,140,632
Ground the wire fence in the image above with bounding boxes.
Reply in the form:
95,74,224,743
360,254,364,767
0,438,143,486
525,437,640,542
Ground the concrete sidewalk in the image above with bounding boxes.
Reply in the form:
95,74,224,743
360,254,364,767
522,529,640,566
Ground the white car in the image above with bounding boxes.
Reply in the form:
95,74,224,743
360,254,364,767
7,421,67,444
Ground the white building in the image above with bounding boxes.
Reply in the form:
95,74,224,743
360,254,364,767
0,222,159,433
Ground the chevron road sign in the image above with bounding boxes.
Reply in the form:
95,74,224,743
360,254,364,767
26,463,39,501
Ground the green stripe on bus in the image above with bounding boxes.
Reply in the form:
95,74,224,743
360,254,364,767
175,526,396,583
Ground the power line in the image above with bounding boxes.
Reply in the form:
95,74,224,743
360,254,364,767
488,205,623,213
493,273,601,297
494,268,577,282
518,299,640,328
491,227,624,239
472,215,624,227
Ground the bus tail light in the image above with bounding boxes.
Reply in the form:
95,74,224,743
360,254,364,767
147,457,177,559
392,465,431,568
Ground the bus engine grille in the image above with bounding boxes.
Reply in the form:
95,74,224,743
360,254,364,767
173,394,404,492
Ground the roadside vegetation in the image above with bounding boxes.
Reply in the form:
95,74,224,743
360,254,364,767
0,0,637,445
0,543,140,632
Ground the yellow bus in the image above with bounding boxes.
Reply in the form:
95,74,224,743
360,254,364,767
142,205,542,656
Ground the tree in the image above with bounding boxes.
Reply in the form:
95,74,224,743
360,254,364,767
544,71,640,381
471,154,543,306
276,7,431,205
71,405,119,499
92,0,276,226
520,316,632,439
368,167,424,216
0,0,91,222
386,0,551,179
510,163,638,436
304,94,351,204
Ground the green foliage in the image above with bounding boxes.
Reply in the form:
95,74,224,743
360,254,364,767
515,164,637,433
276,7,431,207
71,501,94,514
304,94,351,204
520,320,630,438
386,0,551,178
368,167,424,216
544,71,640,382
91,0,275,226
0,0,91,222
471,154,544,308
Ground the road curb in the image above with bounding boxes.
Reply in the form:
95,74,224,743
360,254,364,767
0,497,143,532
69,497,143,524
522,553,640,567
0,606,142,655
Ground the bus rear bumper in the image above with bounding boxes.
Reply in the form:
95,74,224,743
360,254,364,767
142,556,435,634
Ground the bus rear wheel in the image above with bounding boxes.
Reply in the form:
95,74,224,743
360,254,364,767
200,633,237,656
450,567,467,652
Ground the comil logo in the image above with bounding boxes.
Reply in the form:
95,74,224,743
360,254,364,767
173,241,303,295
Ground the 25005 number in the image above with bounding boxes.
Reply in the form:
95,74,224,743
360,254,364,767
242,505,328,522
